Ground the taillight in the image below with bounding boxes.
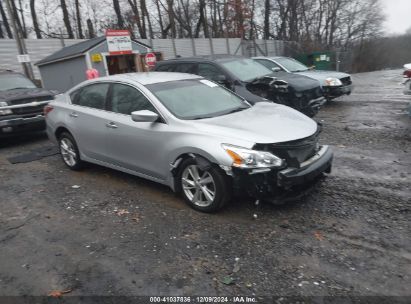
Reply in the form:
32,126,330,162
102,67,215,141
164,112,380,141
44,105,54,116
403,70,411,78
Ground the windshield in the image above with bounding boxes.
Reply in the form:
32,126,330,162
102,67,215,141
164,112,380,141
146,79,250,120
0,74,37,91
219,58,273,82
275,57,309,72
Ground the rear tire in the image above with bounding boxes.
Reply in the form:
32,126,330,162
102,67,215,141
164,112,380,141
58,132,83,170
177,158,231,213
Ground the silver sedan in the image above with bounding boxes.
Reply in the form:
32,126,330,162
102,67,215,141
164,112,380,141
45,72,333,212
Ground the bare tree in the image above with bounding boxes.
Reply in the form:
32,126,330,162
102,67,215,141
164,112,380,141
74,0,84,38
10,0,27,38
86,18,95,38
17,0,27,37
127,0,145,38
60,0,74,38
195,0,208,38
30,0,42,38
166,0,176,38
0,0,13,38
263,0,270,39
141,0,153,38
113,0,124,28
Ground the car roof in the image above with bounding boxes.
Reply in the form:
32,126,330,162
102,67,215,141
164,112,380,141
253,56,288,60
91,72,202,85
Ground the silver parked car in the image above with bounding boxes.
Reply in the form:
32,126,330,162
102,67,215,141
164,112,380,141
253,56,353,101
45,72,333,212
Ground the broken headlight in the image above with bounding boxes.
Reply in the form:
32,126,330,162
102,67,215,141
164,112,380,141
0,101,12,115
325,78,342,86
222,144,283,169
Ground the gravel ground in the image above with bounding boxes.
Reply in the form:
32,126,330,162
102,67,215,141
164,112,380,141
0,69,410,299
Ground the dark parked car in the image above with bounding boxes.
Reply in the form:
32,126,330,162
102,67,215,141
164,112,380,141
154,56,325,117
0,70,54,137
253,56,353,101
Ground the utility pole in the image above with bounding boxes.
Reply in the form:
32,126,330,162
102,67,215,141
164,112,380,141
5,0,34,80
336,49,341,72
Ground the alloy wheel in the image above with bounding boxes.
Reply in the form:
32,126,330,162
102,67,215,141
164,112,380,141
181,165,216,207
60,137,77,167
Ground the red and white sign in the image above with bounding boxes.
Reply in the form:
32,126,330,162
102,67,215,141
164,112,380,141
145,53,157,67
106,29,132,55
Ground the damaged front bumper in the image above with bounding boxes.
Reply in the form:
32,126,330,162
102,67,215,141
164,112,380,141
302,96,327,117
230,145,333,202
323,84,353,99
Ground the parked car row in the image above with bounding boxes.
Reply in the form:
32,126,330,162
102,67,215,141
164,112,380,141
155,56,326,117
155,56,353,116
45,72,333,212
3,55,348,212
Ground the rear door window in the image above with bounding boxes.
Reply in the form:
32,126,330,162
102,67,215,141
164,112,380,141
156,64,174,72
198,63,225,81
109,83,157,115
73,83,109,110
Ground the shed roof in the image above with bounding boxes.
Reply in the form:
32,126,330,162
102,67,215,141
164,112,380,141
36,36,151,66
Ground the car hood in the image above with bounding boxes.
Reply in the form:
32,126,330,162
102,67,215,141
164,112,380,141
261,71,321,91
191,102,318,145
295,70,350,85
0,88,53,103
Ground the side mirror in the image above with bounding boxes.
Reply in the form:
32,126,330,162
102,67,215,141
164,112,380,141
131,110,159,122
272,67,281,72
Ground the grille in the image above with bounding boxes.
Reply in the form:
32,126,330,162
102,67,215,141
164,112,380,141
255,130,320,168
340,77,352,86
9,96,52,116
302,87,323,101
12,105,44,115
8,95,52,106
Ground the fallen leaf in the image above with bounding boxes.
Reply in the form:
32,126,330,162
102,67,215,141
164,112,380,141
221,276,235,285
314,231,324,241
48,289,72,298
116,209,130,216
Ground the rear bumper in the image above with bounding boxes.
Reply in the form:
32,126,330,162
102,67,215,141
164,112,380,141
231,145,333,201
324,84,353,99
0,114,46,136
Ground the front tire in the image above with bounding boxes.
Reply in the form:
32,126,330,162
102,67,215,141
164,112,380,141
58,132,83,170
178,158,231,213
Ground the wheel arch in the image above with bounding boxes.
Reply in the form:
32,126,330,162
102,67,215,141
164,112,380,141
168,151,225,193
55,126,72,140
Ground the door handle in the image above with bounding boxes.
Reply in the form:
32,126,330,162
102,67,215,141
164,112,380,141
106,122,118,129
69,112,78,118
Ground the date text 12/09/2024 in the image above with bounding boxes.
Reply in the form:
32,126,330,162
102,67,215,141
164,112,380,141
149,296,258,303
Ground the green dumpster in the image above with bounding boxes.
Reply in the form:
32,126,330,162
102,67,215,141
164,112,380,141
296,51,334,71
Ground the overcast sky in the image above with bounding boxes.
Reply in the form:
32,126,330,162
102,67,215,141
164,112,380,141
381,0,411,35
